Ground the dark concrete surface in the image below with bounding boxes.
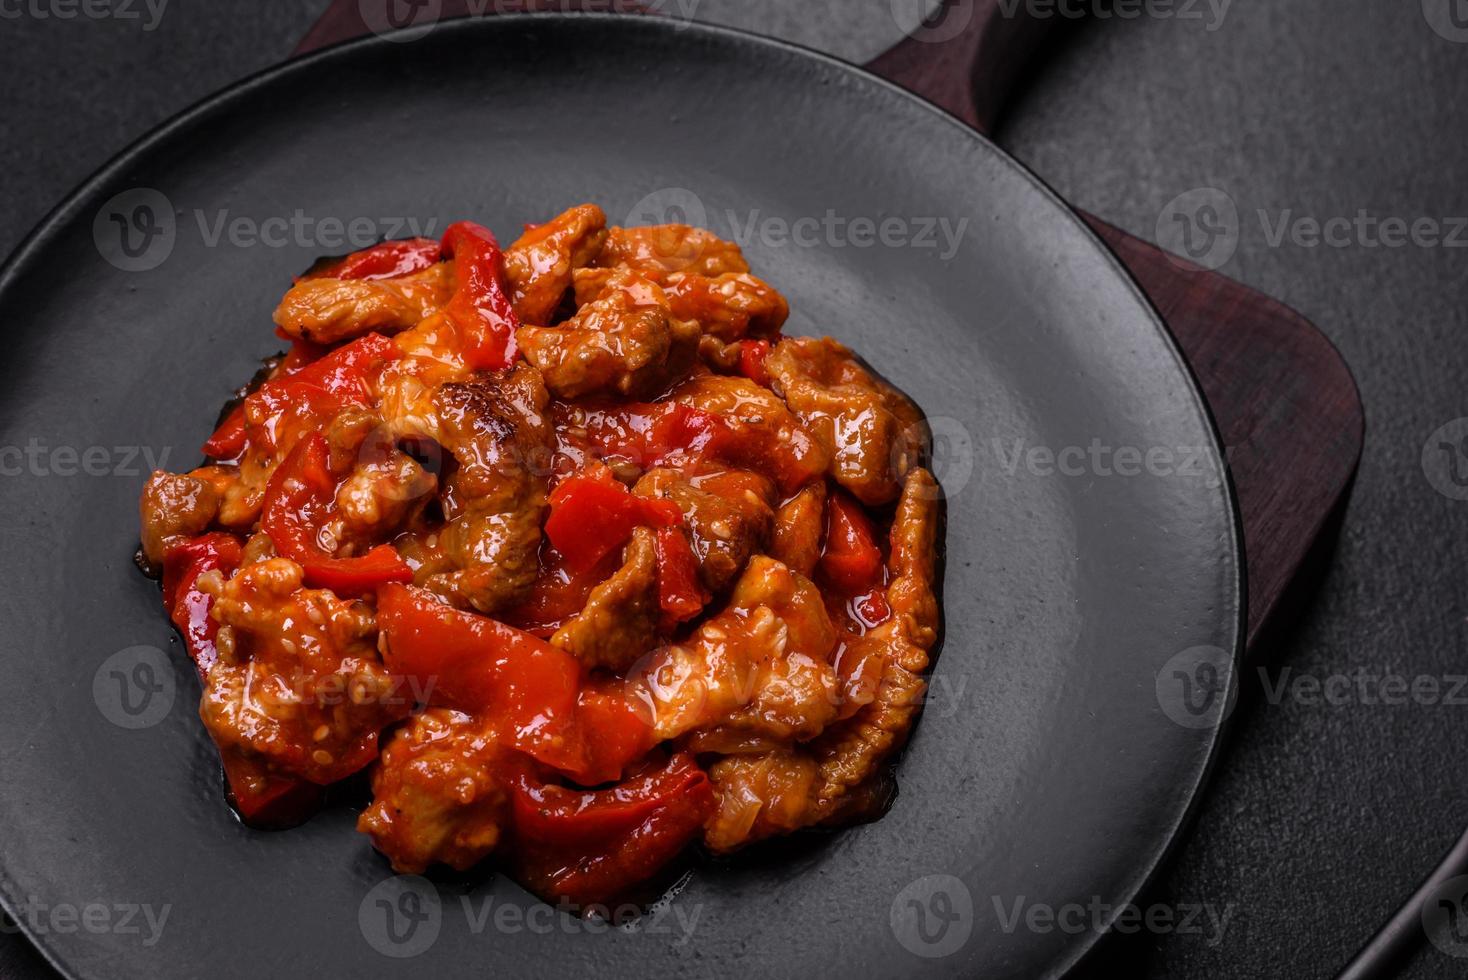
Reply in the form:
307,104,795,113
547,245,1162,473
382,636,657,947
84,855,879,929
2,2,1466,977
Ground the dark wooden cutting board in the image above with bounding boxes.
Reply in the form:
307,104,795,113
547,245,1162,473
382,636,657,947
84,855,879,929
297,0,1364,651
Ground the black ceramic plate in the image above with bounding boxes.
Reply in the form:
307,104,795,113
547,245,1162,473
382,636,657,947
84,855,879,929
0,15,1242,980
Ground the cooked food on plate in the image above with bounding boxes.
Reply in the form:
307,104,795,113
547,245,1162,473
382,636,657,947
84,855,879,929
138,204,942,908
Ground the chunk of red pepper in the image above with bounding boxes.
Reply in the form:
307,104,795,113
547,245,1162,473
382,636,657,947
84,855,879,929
376,584,653,786
818,492,886,595
160,532,243,679
440,221,520,371
299,238,441,282
260,433,413,595
653,526,707,628
544,471,683,574
201,339,328,459
219,749,325,830
737,339,772,386
509,753,716,908
206,333,400,461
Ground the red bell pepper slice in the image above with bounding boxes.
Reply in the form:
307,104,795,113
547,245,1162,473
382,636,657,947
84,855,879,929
575,682,657,787
201,407,248,461
160,532,243,679
274,331,398,401
544,472,683,574
377,584,588,774
260,434,413,594
737,339,772,386
201,339,328,459
377,585,654,786
510,753,716,907
301,545,415,596
301,238,441,282
220,749,325,830
818,492,886,595
207,333,399,461
851,587,893,629
440,221,520,371
653,526,707,627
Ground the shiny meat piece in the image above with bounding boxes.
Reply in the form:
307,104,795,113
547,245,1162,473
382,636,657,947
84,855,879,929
504,203,607,325
634,468,775,593
766,337,928,506
809,469,940,811
551,527,660,673
198,558,410,785
409,365,554,614
769,482,826,578
668,374,830,493
638,556,840,744
663,271,789,341
696,470,941,850
518,270,700,400
273,264,452,344
358,709,515,874
595,225,750,277
139,470,221,566
576,266,787,343
703,750,819,854
333,442,436,549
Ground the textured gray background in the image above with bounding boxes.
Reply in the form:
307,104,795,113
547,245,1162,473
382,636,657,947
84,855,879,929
2,1,1467,977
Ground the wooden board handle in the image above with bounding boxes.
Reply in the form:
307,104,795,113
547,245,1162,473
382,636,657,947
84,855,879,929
863,0,1061,135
